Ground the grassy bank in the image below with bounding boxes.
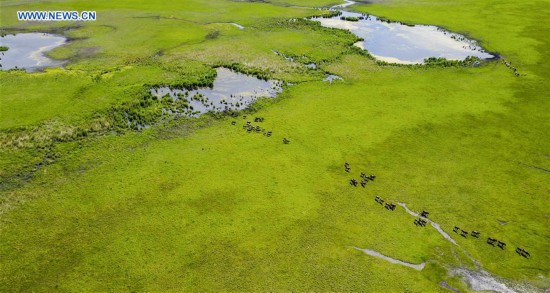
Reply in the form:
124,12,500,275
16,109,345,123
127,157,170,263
1,0,548,291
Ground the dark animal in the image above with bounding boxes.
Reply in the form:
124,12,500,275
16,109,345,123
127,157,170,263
453,226,460,233
420,210,429,218
375,196,384,205
360,180,366,188
350,179,358,187
360,172,366,179
385,203,396,211
231,121,236,125
414,218,427,227
497,241,506,250
283,138,290,144
516,247,530,258
487,238,497,246
266,131,272,137
242,115,247,119
471,231,480,238
460,230,468,238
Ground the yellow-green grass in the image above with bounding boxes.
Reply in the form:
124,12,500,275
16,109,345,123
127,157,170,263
1,0,549,291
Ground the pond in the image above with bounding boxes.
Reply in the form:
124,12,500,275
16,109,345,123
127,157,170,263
150,67,283,117
313,1,495,64
323,74,343,84
0,33,67,72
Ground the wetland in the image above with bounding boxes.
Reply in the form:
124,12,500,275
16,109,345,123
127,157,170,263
0,0,548,291
0,33,66,72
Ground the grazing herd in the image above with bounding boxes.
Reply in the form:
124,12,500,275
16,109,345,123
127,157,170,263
516,247,530,258
347,163,376,188
414,218,428,227
232,115,289,144
502,60,521,76
374,196,397,211
344,162,532,259
452,225,530,257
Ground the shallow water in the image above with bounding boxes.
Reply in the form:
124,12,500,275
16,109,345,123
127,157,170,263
230,23,245,29
313,1,494,64
354,247,426,270
305,63,317,69
0,33,66,72
323,74,343,83
151,67,283,117
396,202,536,292
397,202,458,245
452,268,517,293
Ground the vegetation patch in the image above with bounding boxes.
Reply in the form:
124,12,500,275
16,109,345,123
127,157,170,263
0,0,548,291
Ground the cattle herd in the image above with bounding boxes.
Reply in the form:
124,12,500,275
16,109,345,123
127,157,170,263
344,162,531,259
229,122,532,260
232,115,289,144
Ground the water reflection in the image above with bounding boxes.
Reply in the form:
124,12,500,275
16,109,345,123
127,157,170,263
151,68,283,117
0,33,66,72
313,1,494,64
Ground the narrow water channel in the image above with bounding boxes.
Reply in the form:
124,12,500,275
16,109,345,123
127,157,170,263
354,247,426,270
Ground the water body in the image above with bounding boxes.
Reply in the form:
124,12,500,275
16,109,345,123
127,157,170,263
272,50,295,62
395,201,532,293
397,202,458,245
323,74,343,83
150,67,283,117
230,23,245,29
313,1,495,64
0,33,66,72
354,247,426,270
305,63,317,69
452,268,517,293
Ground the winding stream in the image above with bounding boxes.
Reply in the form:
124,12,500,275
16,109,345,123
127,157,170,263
397,202,457,245
354,247,426,270
395,201,526,293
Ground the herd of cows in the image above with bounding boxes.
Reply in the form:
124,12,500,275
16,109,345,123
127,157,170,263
344,162,532,259
230,114,532,260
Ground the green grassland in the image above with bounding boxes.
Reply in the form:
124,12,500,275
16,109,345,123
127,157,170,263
1,0,549,291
